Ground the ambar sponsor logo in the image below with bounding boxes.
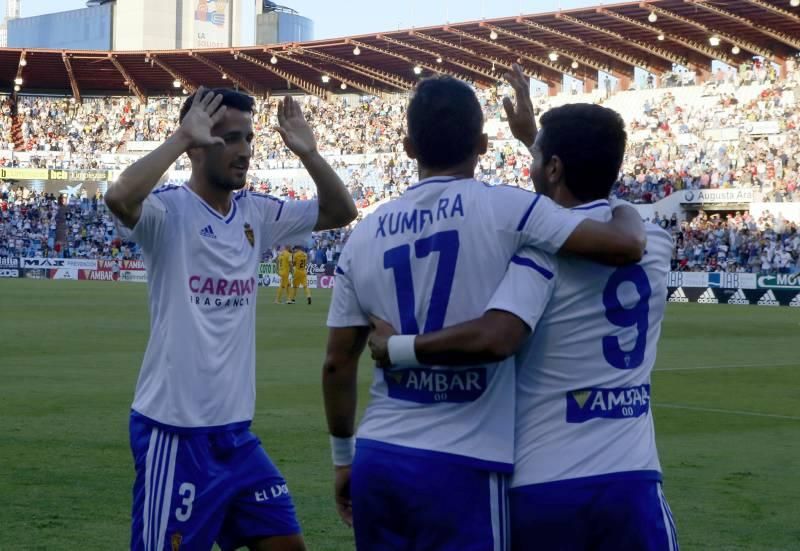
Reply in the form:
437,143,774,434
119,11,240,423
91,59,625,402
566,384,651,423
80,269,116,281
385,367,487,404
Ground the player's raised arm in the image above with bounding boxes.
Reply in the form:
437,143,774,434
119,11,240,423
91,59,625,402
500,64,645,265
502,63,538,148
105,87,226,228
275,97,357,231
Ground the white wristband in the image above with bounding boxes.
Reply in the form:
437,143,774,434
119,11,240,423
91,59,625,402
387,335,419,366
330,435,355,466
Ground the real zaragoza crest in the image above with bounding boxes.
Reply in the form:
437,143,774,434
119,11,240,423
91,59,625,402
244,222,254,247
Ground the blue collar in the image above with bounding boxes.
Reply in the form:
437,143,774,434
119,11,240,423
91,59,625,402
571,199,611,211
406,176,462,192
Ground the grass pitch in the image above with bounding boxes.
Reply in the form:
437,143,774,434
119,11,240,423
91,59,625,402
1,280,799,550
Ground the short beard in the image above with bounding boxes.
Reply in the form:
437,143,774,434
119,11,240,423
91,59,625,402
208,171,247,192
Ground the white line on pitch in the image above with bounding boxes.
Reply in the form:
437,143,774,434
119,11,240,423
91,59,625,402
654,403,800,421
655,362,797,372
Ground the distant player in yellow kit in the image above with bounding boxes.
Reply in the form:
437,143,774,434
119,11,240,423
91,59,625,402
274,246,292,304
288,245,311,305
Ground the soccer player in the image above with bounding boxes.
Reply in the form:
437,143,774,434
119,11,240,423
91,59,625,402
321,66,646,549
369,102,678,550
288,245,311,305
275,245,292,304
104,87,356,551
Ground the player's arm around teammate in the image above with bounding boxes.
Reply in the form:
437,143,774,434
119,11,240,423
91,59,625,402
369,310,529,368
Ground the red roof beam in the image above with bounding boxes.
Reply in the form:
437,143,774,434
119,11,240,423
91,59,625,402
643,3,772,59
376,34,495,85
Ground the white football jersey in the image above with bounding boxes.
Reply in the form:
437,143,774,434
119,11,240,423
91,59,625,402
114,185,317,431
486,199,673,487
327,176,585,471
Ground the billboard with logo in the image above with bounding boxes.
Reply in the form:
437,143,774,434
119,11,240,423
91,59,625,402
21,258,98,270
681,188,754,205
0,257,20,269
757,274,800,290
194,0,230,48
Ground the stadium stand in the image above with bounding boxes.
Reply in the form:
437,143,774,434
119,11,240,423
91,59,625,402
1,1,799,276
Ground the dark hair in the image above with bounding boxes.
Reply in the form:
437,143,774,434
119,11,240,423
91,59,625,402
179,88,255,122
538,103,627,202
407,76,483,169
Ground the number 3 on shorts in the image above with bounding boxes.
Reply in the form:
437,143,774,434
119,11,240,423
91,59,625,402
175,482,196,522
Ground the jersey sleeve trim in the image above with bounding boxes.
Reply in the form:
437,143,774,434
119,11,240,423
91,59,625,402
510,254,554,280
516,194,542,231
152,185,181,195
247,192,286,221
335,265,345,275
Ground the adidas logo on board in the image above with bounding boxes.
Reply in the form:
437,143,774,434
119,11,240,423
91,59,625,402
668,287,688,303
757,290,780,307
697,288,719,304
727,289,749,305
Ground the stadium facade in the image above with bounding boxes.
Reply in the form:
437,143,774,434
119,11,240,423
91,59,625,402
4,0,314,52
7,0,247,51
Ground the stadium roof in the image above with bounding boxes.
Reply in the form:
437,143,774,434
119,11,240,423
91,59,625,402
1,0,798,100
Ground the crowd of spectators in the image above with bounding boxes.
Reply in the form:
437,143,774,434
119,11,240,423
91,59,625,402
2,56,800,273
0,184,353,264
612,60,800,204
0,186,135,260
650,209,799,274
4,182,797,276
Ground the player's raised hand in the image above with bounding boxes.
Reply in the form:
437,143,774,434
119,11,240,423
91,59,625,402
502,63,538,147
368,315,397,368
275,96,318,158
334,465,353,527
176,86,227,148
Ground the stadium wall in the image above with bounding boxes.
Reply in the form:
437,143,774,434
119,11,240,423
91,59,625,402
255,11,313,44
7,5,113,50
113,0,177,50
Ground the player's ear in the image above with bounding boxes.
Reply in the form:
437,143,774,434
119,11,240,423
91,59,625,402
403,136,417,160
547,154,563,185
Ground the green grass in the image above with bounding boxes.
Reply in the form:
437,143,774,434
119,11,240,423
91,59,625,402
1,280,799,550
